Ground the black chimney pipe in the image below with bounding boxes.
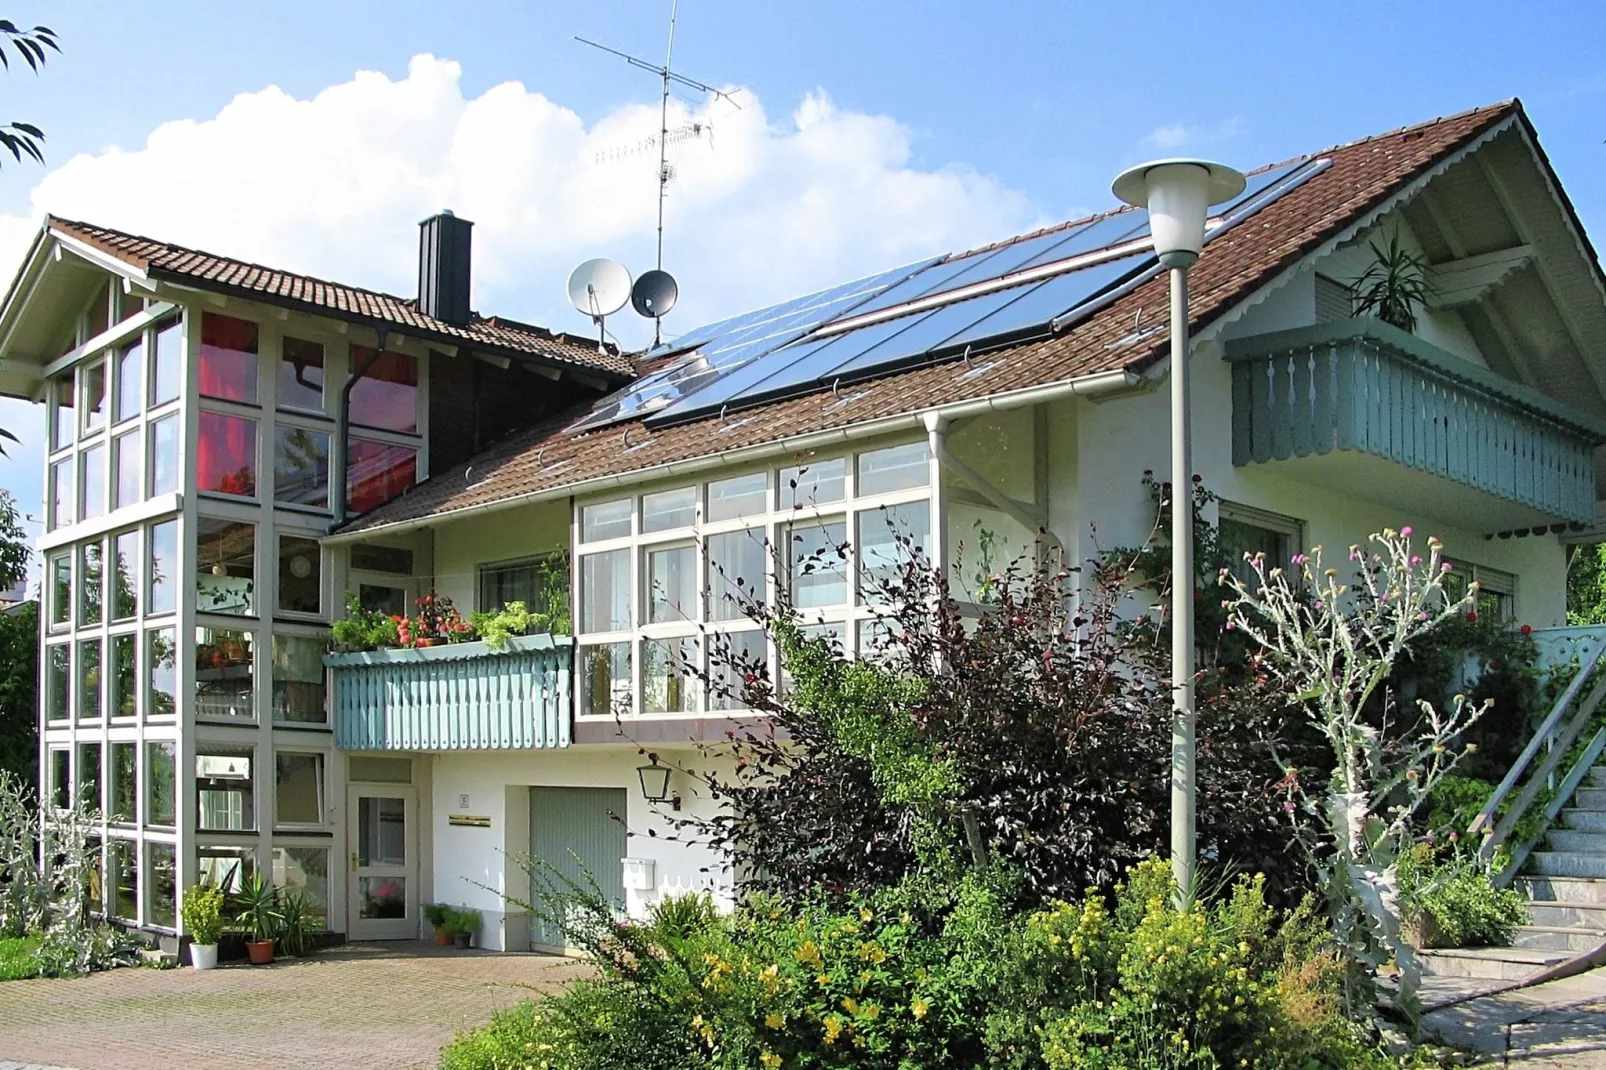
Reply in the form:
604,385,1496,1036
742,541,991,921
418,210,473,325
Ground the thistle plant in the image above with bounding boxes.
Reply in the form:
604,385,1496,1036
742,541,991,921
1218,528,1486,1018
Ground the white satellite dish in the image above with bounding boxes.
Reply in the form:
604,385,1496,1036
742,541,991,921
567,258,632,319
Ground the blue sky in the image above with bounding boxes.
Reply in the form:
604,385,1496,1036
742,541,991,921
3,1,1605,556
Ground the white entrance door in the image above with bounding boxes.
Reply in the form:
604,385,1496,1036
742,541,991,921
347,786,418,940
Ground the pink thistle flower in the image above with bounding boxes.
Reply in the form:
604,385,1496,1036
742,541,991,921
1442,562,1453,573
1401,526,1413,537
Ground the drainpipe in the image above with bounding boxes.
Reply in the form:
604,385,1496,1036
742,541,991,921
334,327,390,527
924,409,1065,563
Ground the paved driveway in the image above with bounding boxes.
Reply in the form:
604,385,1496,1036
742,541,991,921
0,942,590,1070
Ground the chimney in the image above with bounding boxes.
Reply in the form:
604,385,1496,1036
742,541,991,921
417,210,474,325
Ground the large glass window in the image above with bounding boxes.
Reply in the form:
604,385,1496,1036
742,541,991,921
351,544,414,574
150,320,181,405
707,529,766,622
272,847,329,924
195,626,254,719
109,742,136,821
46,645,69,722
149,413,179,496
643,637,696,714
49,747,69,809
196,518,255,615
146,741,176,826
358,583,407,617
77,741,101,811
111,634,136,718
278,535,321,614
279,336,325,412
77,638,102,721
147,627,177,718
49,456,72,528
272,635,326,723
197,411,258,497
114,338,142,424
642,487,695,532
51,375,73,450
857,442,930,496
708,472,769,521
786,519,848,608
199,312,259,403
109,840,137,920
1218,504,1304,588
478,556,564,619
196,747,255,831
781,457,846,509
346,439,417,514
80,443,106,520
348,347,417,432
581,499,631,542
580,643,631,718
647,544,696,623
112,530,139,619
148,519,178,615
274,426,329,508
147,843,176,929
275,752,325,826
580,550,630,632
858,502,930,594
81,359,107,434
198,847,254,894
711,631,767,711
83,281,110,339
48,554,70,628
113,428,141,509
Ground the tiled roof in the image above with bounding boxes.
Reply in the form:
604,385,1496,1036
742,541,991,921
46,217,634,379
339,101,1521,535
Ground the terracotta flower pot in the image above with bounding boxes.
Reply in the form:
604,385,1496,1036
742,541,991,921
417,638,444,648
433,928,453,946
246,938,275,965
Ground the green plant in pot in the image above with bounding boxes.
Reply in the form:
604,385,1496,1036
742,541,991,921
424,902,453,945
234,872,283,965
180,885,225,971
276,889,322,958
1351,231,1433,332
446,906,482,949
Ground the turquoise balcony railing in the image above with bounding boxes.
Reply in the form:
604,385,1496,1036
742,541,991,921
1224,317,1606,524
325,634,572,751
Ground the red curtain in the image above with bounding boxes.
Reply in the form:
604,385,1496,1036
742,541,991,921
197,412,257,496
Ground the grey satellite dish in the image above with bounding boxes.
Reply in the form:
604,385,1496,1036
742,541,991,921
566,258,632,319
631,269,679,318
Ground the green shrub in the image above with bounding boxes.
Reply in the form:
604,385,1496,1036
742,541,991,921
0,934,42,981
330,594,400,652
648,892,722,942
1400,844,1527,948
276,889,322,957
180,885,225,945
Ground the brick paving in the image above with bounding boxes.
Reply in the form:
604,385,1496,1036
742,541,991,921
0,942,590,1070
1423,967,1606,1066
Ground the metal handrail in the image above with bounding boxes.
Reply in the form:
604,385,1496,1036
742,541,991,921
1472,635,1606,864
1495,726,1606,886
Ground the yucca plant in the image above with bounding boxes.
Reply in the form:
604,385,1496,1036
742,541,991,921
1351,232,1433,332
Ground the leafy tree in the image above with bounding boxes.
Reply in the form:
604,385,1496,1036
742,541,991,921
1566,541,1606,625
0,19,59,169
0,491,34,787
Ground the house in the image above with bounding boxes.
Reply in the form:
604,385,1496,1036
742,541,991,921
4,98,1606,954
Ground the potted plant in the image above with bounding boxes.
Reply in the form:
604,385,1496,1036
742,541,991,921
275,889,322,958
181,884,225,971
235,872,283,965
409,590,466,647
446,906,482,949
424,902,452,945
1351,232,1433,332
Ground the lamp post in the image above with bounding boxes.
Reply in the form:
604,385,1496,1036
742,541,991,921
1113,159,1245,903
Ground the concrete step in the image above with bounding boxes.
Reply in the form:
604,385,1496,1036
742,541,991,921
1576,787,1606,810
1519,875,1606,905
1417,945,1568,981
1527,852,1606,879
1511,925,1606,952
1588,766,1606,788
1544,829,1606,854
1560,808,1606,832
1525,899,1606,929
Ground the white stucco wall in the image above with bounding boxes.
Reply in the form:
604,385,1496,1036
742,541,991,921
430,500,569,612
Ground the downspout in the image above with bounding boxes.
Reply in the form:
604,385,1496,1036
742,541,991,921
924,409,1066,562
334,326,390,526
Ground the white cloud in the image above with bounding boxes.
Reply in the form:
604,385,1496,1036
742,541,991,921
1139,116,1246,152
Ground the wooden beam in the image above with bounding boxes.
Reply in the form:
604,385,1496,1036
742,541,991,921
1420,188,1469,259
1482,300,1542,393
1426,245,1533,309
472,351,510,370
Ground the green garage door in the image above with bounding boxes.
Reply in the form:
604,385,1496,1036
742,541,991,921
528,786,629,950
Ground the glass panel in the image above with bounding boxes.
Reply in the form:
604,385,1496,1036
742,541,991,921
346,439,416,514
46,645,69,722
272,635,327,723
780,457,846,510
149,413,178,496
77,741,101,811
948,408,1037,504
642,487,696,532
273,848,329,924
80,443,106,520
147,628,177,718
276,753,325,826
196,627,254,719
786,519,847,608
110,840,137,920
196,518,255,615
111,634,136,718
51,375,73,450
348,347,417,433
197,411,258,496
198,847,254,894
580,642,631,717
857,442,930,495
478,556,564,617
49,457,72,528
77,637,102,721
350,544,413,574
358,584,407,617
81,359,107,433
79,541,103,625
112,530,138,619
357,795,406,866
278,535,321,614
146,741,176,826
707,472,769,521
147,843,176,928
83,282,109,339
581,499,631,542
707,529,766,622
196,747,255,831
112,429,141,509
115,289,144,326
643,637,697,714
199,312,259,403
348,757,412,783
148,519,178,614
580,550,630,632
115,337,142,424
109,742,136,821
358,876,407,919
1219,518,1292,588
279,336,325,411
49,748,69,809
647,544,696,623
858,502,931,595
151,320,181,405
274,426,329,509
49,554,70,627
711,630,766,711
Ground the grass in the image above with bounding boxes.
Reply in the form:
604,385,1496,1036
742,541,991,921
0,933,44,980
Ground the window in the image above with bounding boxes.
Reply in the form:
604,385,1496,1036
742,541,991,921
198,847,253,894
150,320,181,406
147,519,178,615
711,631,766,711
857,442,929,496
49,748,69,809
580,643,630,718
348,756,411,783
109,840,137,920
49,554,70,628
1443,564,1517,622
196,626,254,719
358,584,407,617
199,312,259,403
46,645,69,722
80,443,106,520
647,544,696,623
49,457,72,528
279,336,325,411
197,411,258,496
111,634,136,718
109,742,136,822
1315,274,1354,323
81,359,107,433
272,635,326,723
274,426,329,508
478,556,564,619
272,847,329,923
146,741,176,826
642,487,696,532
77,742,101,811
146,843,176,928
196,747,255,831
1218,503,1304,587
112,530,138,619
51,375,73,450
786,518,847,608
346,438,416,514
707,529,765,622
351,544,413,574
708,472,769,521
348,346,417,432
581,499,631,542
643,637,696,714
147,627,177,718
580,550,630,632
278,535,321,614
113,428,142,509
858,502,930,594
83,281,109,340
275,752,325,826
196,518,255,615
77,638,102,721
149,413,178,496
114,338,142,423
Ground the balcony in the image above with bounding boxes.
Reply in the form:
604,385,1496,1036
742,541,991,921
325,635,573,751
1224,318,1606,530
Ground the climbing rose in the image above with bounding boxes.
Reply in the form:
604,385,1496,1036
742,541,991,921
1520,624,1533,636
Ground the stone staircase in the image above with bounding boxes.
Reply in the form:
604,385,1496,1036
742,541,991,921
1419,765,1606,981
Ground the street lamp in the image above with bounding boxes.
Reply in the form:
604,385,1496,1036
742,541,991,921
1113,159,1245,903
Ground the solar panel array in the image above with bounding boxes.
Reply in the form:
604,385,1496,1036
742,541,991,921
568,156,1329,434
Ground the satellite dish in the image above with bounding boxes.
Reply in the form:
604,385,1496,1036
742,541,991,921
632,269,679,318
566,259,632,319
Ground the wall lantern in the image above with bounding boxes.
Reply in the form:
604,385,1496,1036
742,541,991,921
637,755,680,810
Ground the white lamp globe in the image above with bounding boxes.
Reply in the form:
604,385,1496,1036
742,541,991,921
1112,159,1246,269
